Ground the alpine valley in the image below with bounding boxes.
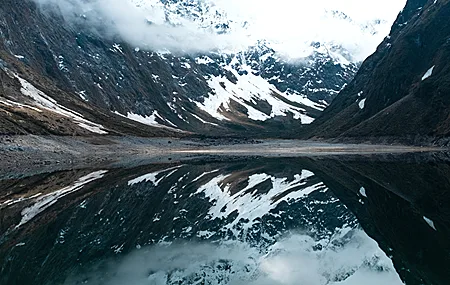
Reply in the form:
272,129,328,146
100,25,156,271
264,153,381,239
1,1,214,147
2,1,450,285
0,0,399,138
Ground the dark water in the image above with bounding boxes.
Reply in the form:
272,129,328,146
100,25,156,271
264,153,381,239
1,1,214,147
1,154,450,285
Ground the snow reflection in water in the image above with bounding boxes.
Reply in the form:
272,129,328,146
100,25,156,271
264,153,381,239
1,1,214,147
65,229,401,285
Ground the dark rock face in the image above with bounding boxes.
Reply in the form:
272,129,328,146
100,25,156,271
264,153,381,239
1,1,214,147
310,0,450,143
0,0,357,137
0,57,177,137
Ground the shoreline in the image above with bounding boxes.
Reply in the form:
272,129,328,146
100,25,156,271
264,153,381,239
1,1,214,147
0,135,446,179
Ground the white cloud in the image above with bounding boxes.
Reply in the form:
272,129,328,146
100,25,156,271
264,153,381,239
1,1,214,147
209,0,407,60
34,0,407,61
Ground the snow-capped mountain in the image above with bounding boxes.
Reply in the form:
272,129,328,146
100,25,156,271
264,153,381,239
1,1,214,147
0,0,402,136
309,0,450,145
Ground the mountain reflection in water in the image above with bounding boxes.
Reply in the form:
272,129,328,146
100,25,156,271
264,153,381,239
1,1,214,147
0,154,449,285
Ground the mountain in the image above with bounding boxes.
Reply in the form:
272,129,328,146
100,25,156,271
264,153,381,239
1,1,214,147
309,0,450,145
0,0,393,137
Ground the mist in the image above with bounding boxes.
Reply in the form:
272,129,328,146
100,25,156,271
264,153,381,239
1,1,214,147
32,0,406,60
63,230,403,285
33,0,235,54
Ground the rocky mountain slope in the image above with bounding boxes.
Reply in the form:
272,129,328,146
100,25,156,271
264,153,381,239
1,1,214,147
0,46,177,137
309,0,450,144
0,0,395,137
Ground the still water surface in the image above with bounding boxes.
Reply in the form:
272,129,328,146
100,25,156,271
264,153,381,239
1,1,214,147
1,154,449,285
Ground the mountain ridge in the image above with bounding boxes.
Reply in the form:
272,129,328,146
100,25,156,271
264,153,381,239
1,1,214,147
308,0,450,145
0,0,395,137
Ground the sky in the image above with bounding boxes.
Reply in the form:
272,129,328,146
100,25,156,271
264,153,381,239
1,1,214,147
34,0,407,61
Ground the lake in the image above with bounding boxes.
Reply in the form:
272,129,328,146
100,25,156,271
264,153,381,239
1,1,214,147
1,153,449,285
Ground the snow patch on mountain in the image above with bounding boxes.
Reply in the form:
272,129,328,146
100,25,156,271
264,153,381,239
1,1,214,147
17,76,108,134
190,113,219,126
422,65,435,81
195,56,215,65
114,110,183,132
195,58,318,124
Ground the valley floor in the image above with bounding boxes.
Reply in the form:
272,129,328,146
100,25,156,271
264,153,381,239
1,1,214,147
0,135,445,180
